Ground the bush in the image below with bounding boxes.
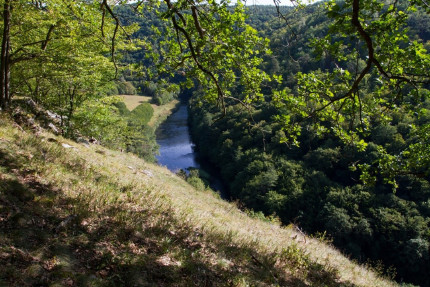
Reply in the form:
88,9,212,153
129,103,153,126
152,90,176,105
113,102,130,116
187,176,206,191
73,97,129,149
137,81,179,105
117,81,136,95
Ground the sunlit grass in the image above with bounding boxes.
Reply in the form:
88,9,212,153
120,94,152,111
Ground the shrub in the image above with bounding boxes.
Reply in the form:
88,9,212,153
129,103,154,126
117,81,136,95
187,176,206,191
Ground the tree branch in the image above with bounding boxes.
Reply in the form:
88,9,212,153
100,0,133,78
165,0,226,115
191,6,205,39
41,24,56,51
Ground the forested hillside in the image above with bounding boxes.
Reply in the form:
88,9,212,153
188,2,430,286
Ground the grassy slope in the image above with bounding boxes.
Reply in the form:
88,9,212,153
0,113,397,287
121,94,179,128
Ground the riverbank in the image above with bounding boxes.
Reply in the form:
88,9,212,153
148,99,180,128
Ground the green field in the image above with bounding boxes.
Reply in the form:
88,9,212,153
121,94,179,128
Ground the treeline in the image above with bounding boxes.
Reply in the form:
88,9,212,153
189,4,430,286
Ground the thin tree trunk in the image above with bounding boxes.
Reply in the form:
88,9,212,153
66,86,76,136
5,26,10,104
0,0,11,110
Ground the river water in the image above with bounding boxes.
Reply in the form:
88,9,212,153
155,104,199,172
155,103,227,197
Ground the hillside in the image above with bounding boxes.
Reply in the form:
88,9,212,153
0,111,398,286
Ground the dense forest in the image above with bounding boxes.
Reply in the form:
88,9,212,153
188,3,430,286
0,0,429,286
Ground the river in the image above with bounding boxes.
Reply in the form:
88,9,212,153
156,103,227,197
155,104,199,172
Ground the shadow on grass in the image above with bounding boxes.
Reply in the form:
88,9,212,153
0,146,358,286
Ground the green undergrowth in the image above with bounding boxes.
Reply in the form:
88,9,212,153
0,113,397,287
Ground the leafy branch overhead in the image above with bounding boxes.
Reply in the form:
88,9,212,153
273,0,430,186
98,0,273,115
1,1,430,285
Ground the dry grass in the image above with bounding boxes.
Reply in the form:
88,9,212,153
0,113,398,287
120,94,152,111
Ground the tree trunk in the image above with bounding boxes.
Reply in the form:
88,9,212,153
0,0,11,110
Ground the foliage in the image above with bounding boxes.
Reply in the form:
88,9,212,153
113,101,131,116
143,0,274,112
1,0,430,285
0,0,139,140
112,101,158,162
117,81,137,95
138,81,180,105
187,176,206,191
271,0,430,186
125,124,158,162
73,96,130,149
187,3,430,284
129,102,154,126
